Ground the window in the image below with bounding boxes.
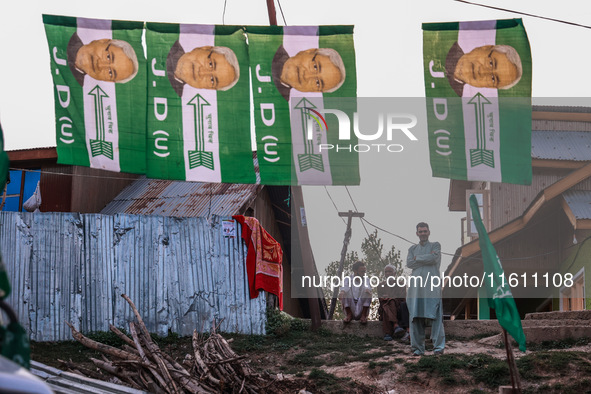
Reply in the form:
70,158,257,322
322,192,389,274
466,189,490,238
1,169,40,212
560,268,585,311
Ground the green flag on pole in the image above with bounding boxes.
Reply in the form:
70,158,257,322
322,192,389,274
423,19,532,185
247,26,359,185
469,194,526,351
145,23,255,183
43,15,146,174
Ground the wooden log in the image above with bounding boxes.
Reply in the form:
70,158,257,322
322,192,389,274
109,324,136,348
90,358,143,390
192,330,221,387
129,322,149,363
66,322,141,362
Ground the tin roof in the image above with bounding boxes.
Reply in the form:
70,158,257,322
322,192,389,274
532,131,591,161
533,106,591,114
101,177,261,217
563,190,591,220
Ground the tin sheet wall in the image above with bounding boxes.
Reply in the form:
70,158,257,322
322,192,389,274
0,212,266,341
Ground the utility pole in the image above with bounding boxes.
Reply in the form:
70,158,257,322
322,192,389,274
328,210,364,320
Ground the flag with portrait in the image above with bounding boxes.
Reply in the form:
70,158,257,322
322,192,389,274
246,26,359,185
145,23,255,183
422,19,532,185
43,15,146,174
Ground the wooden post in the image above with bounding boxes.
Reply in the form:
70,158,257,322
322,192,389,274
265,0,278,26
264,1,322,329
503,329,522,393
328,210,364,319
291,186,322,329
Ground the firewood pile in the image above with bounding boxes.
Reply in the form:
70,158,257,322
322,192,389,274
63,294,273,393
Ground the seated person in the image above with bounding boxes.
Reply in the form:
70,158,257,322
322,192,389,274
378,264,410,342
339,261,372,324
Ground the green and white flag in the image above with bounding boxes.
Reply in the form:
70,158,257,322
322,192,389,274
43,15,146,174
146,24,255,183
469,194,526,351
423,19,532,185
247,26,359,185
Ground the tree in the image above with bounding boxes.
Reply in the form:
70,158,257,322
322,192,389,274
324,230,403,320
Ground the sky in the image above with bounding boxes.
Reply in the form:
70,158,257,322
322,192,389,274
0,0,590,276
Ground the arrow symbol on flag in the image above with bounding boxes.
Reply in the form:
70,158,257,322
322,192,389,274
187,93,214,170
294,98,324,172
88,85,114,160
468,93,494,168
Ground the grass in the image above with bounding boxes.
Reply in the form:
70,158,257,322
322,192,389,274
525,337,590,351
307,369,376,394
31,323,591,393
405,353,509,387
517,351,591,380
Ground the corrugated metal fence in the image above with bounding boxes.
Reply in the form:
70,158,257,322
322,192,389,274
0,212,266,341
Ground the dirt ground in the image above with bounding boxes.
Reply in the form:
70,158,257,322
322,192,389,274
31,329,591,394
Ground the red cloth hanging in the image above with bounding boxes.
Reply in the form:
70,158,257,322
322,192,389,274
233,215,283,310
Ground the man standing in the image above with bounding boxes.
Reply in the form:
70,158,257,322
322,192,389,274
339,261,372,324
378,264,410,342
406,222,445,356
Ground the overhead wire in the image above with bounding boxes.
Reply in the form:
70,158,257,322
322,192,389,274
344,185,374,241
9,167,141,181
454,0,591,29
276,0,288,25
324,186,347,225
222,0,228,25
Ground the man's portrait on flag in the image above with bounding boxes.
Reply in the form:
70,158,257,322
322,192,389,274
271,46,346,101
67,35,139,86
166,40,240,97
445,42,523,97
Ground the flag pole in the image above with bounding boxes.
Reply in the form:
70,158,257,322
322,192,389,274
265,0,278,25
503,328,522,393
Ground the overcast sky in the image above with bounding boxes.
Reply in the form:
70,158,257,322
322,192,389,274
0,0,590,275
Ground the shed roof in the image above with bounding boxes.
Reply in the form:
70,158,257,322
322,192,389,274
563,190,591,220
101,177,261,217
532,131,591,161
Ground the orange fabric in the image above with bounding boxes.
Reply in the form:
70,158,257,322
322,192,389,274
233,215,283,309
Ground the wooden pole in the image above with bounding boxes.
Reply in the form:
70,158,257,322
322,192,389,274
264,0,321,329
328,210,364,319
503,329,522,393
265,0,278,26
291,186,321,329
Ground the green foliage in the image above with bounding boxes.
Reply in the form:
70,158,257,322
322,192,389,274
86,330,128,348
471,358,509,387
307,369,366,393
526,337,590,351
265,307,310,336
324,230,404,319
405,353,509,388
517,351,591,380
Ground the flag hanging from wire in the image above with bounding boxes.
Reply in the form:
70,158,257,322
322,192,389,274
43,15,146,174
423,19,532,185
246,26,360,185
469,194,526,351
145,23,255,183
